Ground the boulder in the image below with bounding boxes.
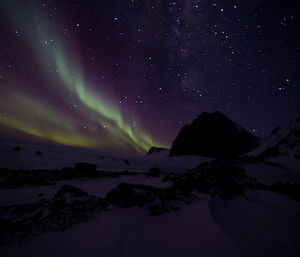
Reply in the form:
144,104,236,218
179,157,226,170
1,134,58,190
55,185,88,201
148,167,162,177
123,159,130,165
106,183,158,208
13,146,21,151
35,151,42,156
74,162,97,171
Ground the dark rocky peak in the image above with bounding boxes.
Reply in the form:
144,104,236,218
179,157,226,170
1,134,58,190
169,111,260,159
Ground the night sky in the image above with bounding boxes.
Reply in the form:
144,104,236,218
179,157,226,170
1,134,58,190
0,0,299,155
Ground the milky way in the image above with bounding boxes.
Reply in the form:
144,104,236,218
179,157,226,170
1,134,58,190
0,0,299,155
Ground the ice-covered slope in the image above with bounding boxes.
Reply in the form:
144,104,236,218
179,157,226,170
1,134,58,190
247,118,300,170
210,190,300,257
244,161,300,185
143,149,212,172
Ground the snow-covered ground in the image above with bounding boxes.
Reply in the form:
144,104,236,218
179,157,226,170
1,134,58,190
244,161,300,185
210,190,300,257
267,156,300,171
1,139,300,257
0,175,171,206
0,194,238,257
0,138,211,172
1,190,300,257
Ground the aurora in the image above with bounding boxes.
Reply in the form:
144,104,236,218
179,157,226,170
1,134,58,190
0,0,167,154
1,0,297,156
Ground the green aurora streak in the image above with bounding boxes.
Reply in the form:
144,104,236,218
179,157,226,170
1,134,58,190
0,1,167,154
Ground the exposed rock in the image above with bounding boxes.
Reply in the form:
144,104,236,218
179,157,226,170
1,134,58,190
270,126,281,136
169,111,260,158
35,151,42,156
147,167,162,177
74,162,97,171
106,183,158,208
106,183,185,215
270,181,300,201
0,168,140,188
13,146,21,151
169,160,253,199
0,187,107,245
147,147,167,155
124,159,130,165
1,162,300,246
54,185,89,201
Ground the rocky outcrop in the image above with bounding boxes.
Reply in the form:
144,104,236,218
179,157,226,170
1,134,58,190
74,162,97,171
35,151,42,156
55,184,89,201
0,185,108,246
147,147,167,155
2,160,300,246
0,168,139,188
13,146,21,151
106,183,185,215
169,111,260,158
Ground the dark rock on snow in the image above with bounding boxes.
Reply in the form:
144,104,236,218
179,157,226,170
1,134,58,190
13,146,21,151
181,160,251,199
270,182,300,201
147,147,167,155
124,159,130,165
2,162,300,246
0,167,140,188
148,167,162,177
169,111,260,158
106,183,158,208
55,185,89,200
0,185,107,245
74,162,97,171
35,150,42,156
106,183,185,215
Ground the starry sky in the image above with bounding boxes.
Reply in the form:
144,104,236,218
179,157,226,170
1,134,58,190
0,0,299,155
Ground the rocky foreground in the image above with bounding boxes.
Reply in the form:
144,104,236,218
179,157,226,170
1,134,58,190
1,158,299,246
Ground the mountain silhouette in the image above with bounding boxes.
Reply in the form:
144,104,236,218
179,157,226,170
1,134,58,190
169,111,260,158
